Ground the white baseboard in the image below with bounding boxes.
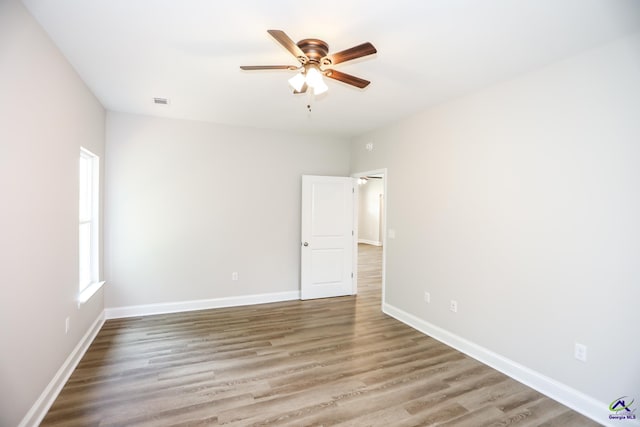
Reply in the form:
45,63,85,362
383,303,633,427
19,311,105,427
358,239,382,246
105,290,301,319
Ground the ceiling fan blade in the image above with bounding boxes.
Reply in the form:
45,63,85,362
240,65,296,70
267,30,307,63
324,69,371,89
326,42,377,65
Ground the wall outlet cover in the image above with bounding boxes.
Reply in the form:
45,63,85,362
449,300,458,313
574,342,587,362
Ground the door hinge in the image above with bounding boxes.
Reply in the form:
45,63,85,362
351,272,354,278
352,187,355,193
352,230,354,236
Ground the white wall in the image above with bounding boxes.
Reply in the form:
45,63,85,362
105,112,350,310
358,179,384,245
0,1,106,426
350,33,640,423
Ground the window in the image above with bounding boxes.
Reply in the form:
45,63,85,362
79,148,101,303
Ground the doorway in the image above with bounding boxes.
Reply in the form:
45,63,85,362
353,169,386,307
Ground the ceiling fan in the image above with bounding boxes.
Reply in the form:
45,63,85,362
240,30,377,95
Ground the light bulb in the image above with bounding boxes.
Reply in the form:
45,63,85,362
288,72,305,92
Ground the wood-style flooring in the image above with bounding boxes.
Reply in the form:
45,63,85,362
41,244,601,426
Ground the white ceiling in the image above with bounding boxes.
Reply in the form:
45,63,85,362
21,0,640,137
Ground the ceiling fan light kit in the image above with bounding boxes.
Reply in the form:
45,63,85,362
241,29,376,106
288,65,328,95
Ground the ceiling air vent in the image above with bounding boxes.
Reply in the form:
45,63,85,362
153,97,169,105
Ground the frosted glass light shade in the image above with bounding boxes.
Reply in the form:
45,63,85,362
288,72,305,92
305,67,323,87
313,79,328,95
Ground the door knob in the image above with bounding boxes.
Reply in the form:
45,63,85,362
303,242,309,247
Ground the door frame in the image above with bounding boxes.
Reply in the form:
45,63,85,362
351,168,387,307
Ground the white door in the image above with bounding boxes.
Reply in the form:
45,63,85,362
301,175,355,300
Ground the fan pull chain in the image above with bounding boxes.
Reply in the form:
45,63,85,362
306,88,314,113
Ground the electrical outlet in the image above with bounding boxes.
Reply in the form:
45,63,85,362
65,317,70,334
449,300,458,313
424,292,431,303
574,342,587,362
232,272,239,281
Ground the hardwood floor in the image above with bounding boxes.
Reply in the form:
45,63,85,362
42,244,601,426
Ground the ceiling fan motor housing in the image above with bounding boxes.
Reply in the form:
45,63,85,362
296,39,330,64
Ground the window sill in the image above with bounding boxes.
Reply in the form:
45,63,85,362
78,281,105,307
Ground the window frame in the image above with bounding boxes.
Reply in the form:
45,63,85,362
78,147,103,304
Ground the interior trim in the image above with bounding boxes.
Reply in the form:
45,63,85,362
105,291,301,319
19,312,105,427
